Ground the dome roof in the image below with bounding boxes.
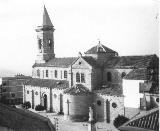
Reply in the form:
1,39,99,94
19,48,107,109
85,42,117,54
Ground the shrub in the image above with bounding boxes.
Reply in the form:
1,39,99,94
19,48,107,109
22,101,31,109
35,104,45,111
113,115,129,128
57,111,64,115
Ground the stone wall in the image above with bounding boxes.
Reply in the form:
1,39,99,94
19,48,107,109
91,68,102,90
94,93,124,123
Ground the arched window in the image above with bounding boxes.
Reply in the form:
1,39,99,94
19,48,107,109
107,72,112,82
48,39,52,49
46,70,48,77
38,39,42,52
76,73,80,83
64,71,67,78
121,72,126,78
37,69,40,78
81,73,85,83
55,70,57,78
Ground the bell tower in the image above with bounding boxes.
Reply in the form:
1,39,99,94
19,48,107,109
36,6,55,63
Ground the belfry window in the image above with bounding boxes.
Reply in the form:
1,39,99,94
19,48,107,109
76,73,80,83
46,70,48,77
64,71,67,78
48,39,52,49
107,72,112,82
55,70,57,78
38,39,42,52
81,73,85,83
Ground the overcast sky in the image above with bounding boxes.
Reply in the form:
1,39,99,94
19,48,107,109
0,0,159,75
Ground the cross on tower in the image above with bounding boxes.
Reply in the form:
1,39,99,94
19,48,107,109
66,99,71,115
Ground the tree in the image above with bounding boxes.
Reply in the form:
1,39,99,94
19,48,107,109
113,115,129,128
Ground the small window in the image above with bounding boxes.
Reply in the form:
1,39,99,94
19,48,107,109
121,72,126,78
156,98,159,102
76,73,80,83
81,73,85,83
112,102,117,108
107,72,112,82
64,71,67,78
11,93,15,97
55,70,57,78
35,91,38,95
37,69,40,78
54,94,57,98
97,100,101,106
27,90,29,94
79,62,81,65
46,70,48,77
38,39,42,52
3,88,6,92
2,82,6,86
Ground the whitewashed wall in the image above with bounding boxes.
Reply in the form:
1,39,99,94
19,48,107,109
123,79,144,108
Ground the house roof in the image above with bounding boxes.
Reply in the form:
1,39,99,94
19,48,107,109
119,108,159,131
2,75,31,81
63,84,91,95
104,55,158,69
94,83,123,97
124,69,148,80
85,43,117,54
33,57,77,68
25,78,69,89
82,56,100,68
0,103,55,131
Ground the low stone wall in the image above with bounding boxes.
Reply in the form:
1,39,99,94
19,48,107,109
63,94,92,121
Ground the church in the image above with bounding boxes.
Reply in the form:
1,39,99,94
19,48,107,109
23,6,159,123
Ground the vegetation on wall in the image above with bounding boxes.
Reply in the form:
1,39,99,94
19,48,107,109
35,104,46,111
113,115,129,128
22,101,31,109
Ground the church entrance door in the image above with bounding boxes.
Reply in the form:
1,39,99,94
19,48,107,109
32,90,34,109
60,94,63,112
44,94,47,110
106,99,110,123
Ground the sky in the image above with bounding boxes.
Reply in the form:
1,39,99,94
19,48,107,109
0,0,159,76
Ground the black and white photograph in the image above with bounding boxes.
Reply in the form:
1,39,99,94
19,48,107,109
0,0,159,131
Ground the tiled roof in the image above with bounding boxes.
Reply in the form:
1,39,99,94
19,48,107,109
83,56,100,68
2,75,31,81
149,82,159,94
119,108,159,131
94,83,123,96
63,84,91,95
104,55,158,69
85,44,117,54
25,78,69,89
124,69,148,80
0,103,55,131
33,57,77,68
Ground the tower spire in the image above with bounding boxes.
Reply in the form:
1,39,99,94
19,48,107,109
43,5,53,26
